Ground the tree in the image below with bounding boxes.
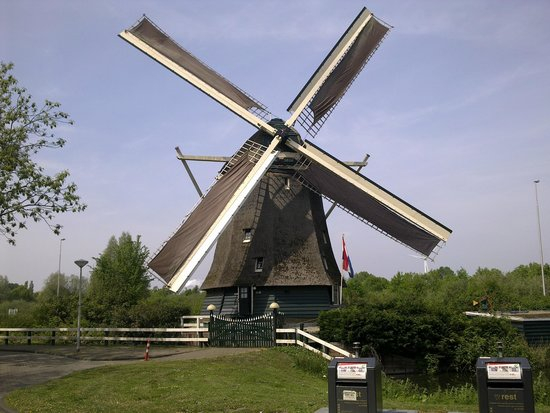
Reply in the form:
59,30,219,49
0,62,86,245
33,272,85,326
85,233,151,326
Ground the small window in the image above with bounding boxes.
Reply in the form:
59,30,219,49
243,228,252,243
255,257,264,272
332,284,340,305
322,256,328,270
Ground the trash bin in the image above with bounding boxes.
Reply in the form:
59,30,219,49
476,357,534,413
328,357,382,413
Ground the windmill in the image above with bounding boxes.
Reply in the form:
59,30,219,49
119,7,452,319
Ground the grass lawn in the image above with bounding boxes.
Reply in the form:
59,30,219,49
5,348,327,413
5,347,550,413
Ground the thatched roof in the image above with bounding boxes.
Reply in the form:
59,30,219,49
201,171,341,290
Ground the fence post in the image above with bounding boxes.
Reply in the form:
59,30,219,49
4,331,8,345
104,329,109,346
51,330,56,346
27,330,32,345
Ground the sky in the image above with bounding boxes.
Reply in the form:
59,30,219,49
1,0,549,290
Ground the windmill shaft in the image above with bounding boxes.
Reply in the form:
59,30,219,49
325,153,369,218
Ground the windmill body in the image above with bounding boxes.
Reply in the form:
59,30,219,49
202,165,341,318
120,7,452,319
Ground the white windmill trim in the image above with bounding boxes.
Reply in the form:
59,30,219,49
119,30,278,136
286,139,451,242
167,138,281,293
285,9,373,127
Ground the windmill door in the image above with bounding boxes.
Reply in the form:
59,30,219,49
238,286,252,316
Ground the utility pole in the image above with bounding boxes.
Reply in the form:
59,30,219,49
56,238,65,296
534,180,546,296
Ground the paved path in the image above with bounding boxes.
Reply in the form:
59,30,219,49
0,345,260,413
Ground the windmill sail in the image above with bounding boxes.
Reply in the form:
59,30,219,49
149,137,280,292
287,7,389,137
119,16,276,134
286,139,451,256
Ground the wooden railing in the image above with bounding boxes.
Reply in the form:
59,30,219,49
276,328,352,360
180,315,209,328
0,327,208,345
1,324,350,360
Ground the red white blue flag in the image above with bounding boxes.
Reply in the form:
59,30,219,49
342,235,355,278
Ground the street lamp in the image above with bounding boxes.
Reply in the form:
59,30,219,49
56,238,66,297
534,180,546,296
74,259,88,352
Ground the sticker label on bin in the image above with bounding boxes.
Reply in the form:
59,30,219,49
486,363,522,380
337,362,367,380
342,390,358,401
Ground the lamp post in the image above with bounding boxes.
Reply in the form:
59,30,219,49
74,259,88,352
56,238,66,297
534,180,546,296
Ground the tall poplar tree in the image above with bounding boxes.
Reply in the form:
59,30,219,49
86,233,151,325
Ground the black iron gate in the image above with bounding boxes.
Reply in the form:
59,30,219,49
209,313,281,347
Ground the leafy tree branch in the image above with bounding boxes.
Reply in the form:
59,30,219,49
0,62,86,244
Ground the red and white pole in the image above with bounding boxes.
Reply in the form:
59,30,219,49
144,339,151,361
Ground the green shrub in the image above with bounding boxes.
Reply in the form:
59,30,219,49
127,289,191,327
275,346,328,378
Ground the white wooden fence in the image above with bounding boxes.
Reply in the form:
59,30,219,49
1,316,351,360
0,327,208,345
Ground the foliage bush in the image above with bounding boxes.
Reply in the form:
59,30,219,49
127,288,191,327
0,300,38,327
320,266,548,373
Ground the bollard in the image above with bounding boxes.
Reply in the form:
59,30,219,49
144,339,151,361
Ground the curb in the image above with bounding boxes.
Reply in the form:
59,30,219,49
0,397,17,413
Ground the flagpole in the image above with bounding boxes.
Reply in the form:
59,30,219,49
340,272,343,305
340,234,345,305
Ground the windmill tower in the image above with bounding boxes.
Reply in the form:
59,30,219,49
120,7,452,319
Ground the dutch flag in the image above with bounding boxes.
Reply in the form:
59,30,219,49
342,235,355,278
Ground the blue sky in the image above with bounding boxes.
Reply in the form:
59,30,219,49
1,0,549,289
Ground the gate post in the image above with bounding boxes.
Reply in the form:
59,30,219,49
207,304,216,347
269,301,280,347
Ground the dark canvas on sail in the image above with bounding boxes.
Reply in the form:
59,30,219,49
127,17,261,112
309,17,389,123
149,152,256,282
